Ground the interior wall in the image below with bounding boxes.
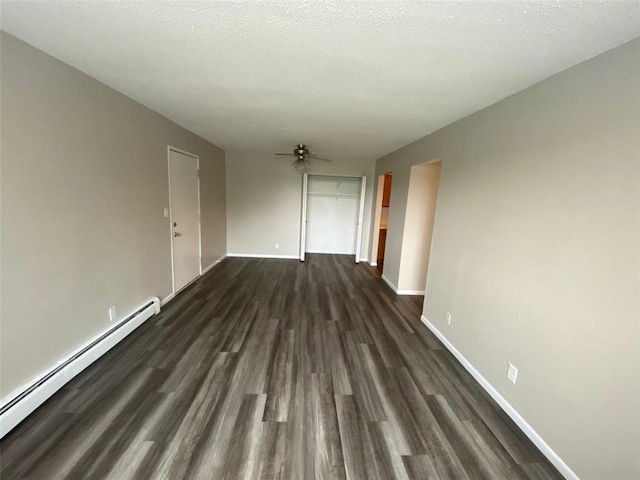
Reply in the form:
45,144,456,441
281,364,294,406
374,38,640,479
226,149,374,260
396,162,441,292
199,149,227,269
0,33,227,400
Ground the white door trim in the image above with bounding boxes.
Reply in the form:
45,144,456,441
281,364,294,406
370,174,386,266
355,175,366,263
299,173,308,262
167,146,202,294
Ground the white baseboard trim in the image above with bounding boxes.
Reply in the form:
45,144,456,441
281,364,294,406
396,289,425,295
419,315,579,480
381,274,424,296
162,255,227,307
381,274,398,292
161,293,175,306
201,254,226,275
370,261,378,267
227,253,299,259
0,298,161,439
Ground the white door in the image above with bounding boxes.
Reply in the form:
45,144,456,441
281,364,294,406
304,175,362,257
168,148,201,292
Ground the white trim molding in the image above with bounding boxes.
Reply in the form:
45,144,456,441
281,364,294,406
161,293,175,306
229,253,366,262
419,315,579,480
0,298,161,439
382,274,424,295
227,253,299,259
396,289,425,295
202,254,226,275
162,254,227,306
381,273,398,292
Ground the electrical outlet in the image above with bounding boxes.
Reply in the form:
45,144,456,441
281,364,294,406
108,306,117,322
446,312,452,325
163,208,169,218
507,362,518,384
275,243,280,249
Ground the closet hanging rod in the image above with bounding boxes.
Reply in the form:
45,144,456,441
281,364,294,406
307,193,360,199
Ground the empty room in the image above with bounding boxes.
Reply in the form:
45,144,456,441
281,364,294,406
1,2,639,480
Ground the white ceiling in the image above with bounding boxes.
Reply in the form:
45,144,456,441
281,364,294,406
1,1,639,162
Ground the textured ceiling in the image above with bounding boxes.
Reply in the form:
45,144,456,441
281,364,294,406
1,1,639,162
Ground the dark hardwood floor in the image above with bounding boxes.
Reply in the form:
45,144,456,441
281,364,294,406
0,254,563,479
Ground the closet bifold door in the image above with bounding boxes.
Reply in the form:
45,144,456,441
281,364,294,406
355,175,366,263
304,175,362,257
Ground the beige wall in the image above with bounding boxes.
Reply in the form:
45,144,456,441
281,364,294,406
226,149,374,259
396,161,441,292
374,38,640,479
0,33,227,399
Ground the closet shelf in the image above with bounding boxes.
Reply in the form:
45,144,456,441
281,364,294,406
307,193,361,199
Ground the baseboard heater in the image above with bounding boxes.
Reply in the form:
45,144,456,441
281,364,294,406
0,297,161,439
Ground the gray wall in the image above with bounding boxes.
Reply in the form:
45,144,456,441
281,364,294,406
374,38,640,479
226,149,374,260
0,33,227,399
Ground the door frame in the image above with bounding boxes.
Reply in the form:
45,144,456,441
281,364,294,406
299,173,366,263
355,175,366,263
370,174,385,266
299,173,308,262
167,145,202,294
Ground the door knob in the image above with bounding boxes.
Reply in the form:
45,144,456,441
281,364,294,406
174,232,182,237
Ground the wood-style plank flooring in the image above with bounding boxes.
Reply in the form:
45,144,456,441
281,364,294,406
1,255,563,479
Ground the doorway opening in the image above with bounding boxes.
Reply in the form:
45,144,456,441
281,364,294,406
168,147,202,294
370,173,393,275
396,161,441,295
299,174,366,263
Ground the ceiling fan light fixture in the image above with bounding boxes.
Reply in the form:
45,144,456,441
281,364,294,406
275,144,330,174
294,157,310,173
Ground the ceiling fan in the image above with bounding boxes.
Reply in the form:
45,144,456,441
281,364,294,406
274,144,332,173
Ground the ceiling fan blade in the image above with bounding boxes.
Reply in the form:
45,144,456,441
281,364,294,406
309,155,332,163
275,153,294,156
